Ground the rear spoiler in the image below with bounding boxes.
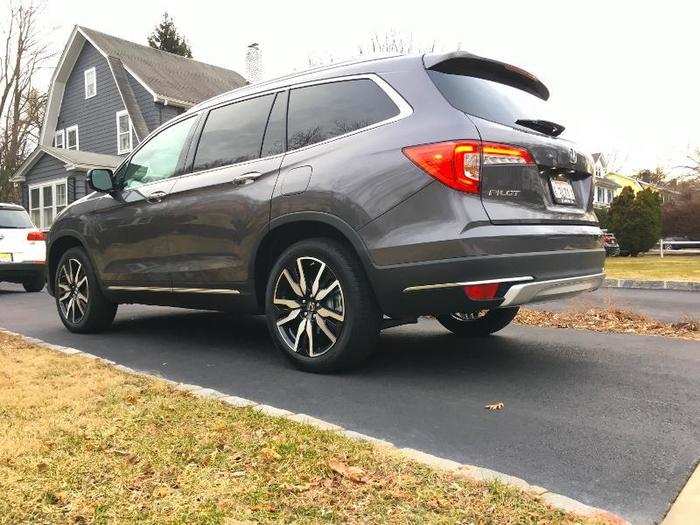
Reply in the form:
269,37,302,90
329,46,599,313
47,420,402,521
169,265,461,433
423,51,550,101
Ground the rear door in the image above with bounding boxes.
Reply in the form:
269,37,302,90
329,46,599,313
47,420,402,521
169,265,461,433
166,91,286,293
426,60,597,225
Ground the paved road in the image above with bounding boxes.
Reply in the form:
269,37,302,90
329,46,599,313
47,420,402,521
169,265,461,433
533,287,698,323
1,284,698,523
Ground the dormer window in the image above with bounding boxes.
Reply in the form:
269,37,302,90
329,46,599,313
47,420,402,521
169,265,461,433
84,67,96,99
66,125,79,150
116,110,133,154
54,129,65,149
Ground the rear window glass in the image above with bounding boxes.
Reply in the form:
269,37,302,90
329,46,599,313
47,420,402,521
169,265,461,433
427,70,559,130
0,209,33,228
287,79,399,150
194,94,274,171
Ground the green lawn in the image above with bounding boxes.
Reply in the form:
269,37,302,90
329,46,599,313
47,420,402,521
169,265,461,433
605,255,700,282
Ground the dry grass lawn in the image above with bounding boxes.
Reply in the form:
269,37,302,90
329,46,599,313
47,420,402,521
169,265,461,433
604,255,700,282
0,332,599,524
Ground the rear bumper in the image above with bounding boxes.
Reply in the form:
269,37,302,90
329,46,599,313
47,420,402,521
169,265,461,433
0,262,46,283
366,248,605,317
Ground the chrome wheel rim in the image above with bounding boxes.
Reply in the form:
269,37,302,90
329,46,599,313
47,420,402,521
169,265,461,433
450,310,488,322
57,258,89,324
272,256,345,358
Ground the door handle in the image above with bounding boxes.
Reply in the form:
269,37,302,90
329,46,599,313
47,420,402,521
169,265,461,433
146,190,167,203
232,172,262,186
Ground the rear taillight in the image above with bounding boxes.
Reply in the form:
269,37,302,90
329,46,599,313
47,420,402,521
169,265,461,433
27,231,45,241
402,140,534,194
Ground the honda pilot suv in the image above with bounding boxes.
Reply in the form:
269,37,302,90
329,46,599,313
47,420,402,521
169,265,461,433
47,51,604,372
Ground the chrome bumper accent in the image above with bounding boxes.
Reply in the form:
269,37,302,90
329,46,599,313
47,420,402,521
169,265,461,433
403,276,533,293
499,272,605,307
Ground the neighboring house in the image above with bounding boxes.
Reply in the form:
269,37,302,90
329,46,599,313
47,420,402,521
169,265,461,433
11,26,247,229
591,153,620,208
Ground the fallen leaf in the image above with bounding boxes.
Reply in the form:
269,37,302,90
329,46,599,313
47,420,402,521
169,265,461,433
259,447,281,461
485,402,504,411
281,482,311,493
37,462,48,473
328,458,368,483
151,485,173,498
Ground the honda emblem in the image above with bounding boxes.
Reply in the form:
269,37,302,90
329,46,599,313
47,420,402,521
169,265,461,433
568,147,577,164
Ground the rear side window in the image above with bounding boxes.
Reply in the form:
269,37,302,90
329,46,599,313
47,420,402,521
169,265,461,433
194,94,274,171
427,70,558,130
0,209,33,228
287,79,399,150
261,91,287,157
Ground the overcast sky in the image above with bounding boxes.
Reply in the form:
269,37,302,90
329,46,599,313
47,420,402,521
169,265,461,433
30,0,700,175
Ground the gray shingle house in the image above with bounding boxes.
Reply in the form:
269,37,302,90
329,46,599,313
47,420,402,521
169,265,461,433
12,26,246,229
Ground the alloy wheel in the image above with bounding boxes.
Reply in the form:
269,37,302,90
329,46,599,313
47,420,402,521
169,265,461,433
272,256,345,358
57,258,89,325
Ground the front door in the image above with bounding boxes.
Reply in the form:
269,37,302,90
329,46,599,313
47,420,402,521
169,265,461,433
167,91,287,294
89,115,199,289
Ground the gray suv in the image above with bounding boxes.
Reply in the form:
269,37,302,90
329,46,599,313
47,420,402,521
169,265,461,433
47,51,604,372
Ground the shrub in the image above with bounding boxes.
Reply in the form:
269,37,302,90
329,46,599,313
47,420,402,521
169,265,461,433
609,187,662,256
662,198,700,240
594,207,610,229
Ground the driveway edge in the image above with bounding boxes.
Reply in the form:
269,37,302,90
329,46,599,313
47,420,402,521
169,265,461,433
603,278,699,291
2,327,629,524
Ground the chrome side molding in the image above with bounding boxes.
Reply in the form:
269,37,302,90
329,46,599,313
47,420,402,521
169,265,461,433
108,286,240,295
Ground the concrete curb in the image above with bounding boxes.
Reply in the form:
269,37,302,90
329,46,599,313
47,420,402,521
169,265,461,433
603,278,699,291
1,327,629,524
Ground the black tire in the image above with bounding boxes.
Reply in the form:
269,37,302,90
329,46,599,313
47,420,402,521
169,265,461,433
436,307,519,337
22,274,45,292
265,238,380,373
55,247,117,333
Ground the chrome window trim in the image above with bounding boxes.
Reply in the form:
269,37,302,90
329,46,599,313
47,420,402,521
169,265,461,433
403,276,533,293
182,74,413,179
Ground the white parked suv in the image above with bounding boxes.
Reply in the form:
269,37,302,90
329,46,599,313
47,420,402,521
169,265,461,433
0,203,46,292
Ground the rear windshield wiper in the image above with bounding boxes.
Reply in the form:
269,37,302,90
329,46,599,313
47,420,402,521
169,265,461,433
515,119,565,137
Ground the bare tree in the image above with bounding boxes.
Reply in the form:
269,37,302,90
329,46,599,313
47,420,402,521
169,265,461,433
308,30,443,68
0,1,51,204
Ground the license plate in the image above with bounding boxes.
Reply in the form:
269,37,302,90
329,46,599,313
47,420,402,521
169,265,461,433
550,178,577,205
0,253,12,263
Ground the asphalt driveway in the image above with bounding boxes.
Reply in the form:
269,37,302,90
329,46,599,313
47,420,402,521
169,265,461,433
1,283,698,523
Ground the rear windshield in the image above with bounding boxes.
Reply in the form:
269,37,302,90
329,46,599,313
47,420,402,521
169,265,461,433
0,208,33,228
427,70,559,130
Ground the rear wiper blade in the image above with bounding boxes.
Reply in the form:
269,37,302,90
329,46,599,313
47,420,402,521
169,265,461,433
515,119,565,137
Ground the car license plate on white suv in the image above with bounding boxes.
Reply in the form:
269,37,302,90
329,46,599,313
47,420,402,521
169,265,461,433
0,253,12,263
550,178,577,205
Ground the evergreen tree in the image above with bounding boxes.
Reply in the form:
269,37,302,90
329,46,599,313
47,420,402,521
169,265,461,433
609,187,662,256
147,12,192,58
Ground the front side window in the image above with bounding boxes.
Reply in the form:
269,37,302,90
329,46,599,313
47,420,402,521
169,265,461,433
66,126,79,150
120,117,195,189
28,180,67,229
287,79,400,150
84,67,96,99
54,129,65,149
116,110,133,154
193,94,274,172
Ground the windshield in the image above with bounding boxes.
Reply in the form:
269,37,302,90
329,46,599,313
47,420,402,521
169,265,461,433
427,70,561,132
0,209,34,228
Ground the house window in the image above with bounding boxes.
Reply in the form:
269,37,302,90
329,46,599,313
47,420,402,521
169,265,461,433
28,179,68,229
54,129,65,149
66,125,79,150
116,110,133,154
84,67,96,99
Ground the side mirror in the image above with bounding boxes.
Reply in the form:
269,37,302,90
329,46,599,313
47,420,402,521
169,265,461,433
87,168,114,192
